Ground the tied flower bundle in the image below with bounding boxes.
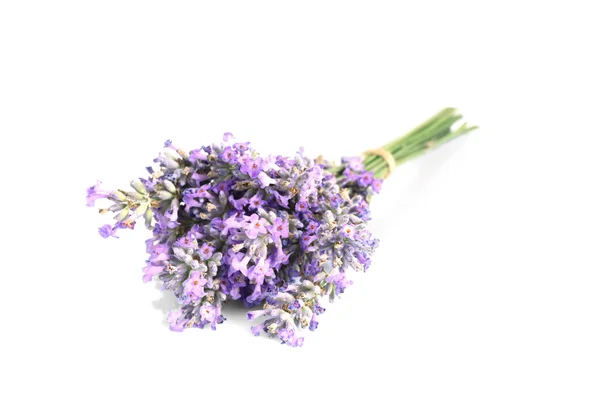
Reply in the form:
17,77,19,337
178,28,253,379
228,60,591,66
87,108,476,347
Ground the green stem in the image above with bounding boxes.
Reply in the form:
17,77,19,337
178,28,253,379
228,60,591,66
364,108,477,179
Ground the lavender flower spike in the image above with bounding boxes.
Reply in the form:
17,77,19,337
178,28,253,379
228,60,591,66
88,108,476,345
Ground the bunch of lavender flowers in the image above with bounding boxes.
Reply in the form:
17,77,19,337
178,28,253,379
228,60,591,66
88,108,476,346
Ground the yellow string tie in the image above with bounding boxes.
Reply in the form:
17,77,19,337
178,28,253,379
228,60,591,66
363,148,397,178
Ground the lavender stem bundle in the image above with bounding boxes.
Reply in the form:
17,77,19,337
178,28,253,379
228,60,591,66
87,108,476,347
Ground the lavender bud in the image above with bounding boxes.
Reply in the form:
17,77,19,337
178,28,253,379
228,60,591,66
133,203,148,218
130,179,147,194
158,191,173,200
128,191,146,201
163,180,177,194
108,203,126,212
144,207,153,228
111,190,127,201
114,207,130,222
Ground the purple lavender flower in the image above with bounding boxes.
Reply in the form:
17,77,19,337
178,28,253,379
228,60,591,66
247,310,268,320
142,242,170,282
222,272,247,299
196,184,213,199
175,234,197,248
223,132,234,142
288,299,303,311
229,252,251,276
306,220,319,234
248,194,265,210
270,248,290,268
86,182,110,207
278,329,294,342
358,172,374,187
189,149,207,163
326,272,353,295
199,304,216,322
167,309,187,332
268,217,289,240
247,258,274,285
228,195,248,211
241,157,264,179
343,168,358,180
221,215,242,235
314,304,326,315
295,200,309,213
213,180,232,194
372,178,383,193
142,263,164,283
341,156,364,171
329,193,343,208
98,224,118,238
250,323,264,336
198,243,214,260
233,142,250,153
273,191,291,208
278,329,304,347
340,224,355,239
300,233,317,251
183,271,207,301
257,171,276,188
117,220,136,230
245,214,267,239
219,146,236,163
88,132,380,346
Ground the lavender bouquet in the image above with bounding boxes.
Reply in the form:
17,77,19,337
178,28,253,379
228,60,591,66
87,108,476,347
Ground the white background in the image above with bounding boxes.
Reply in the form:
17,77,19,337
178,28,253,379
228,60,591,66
1,1,599,399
